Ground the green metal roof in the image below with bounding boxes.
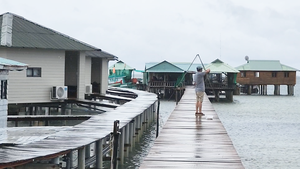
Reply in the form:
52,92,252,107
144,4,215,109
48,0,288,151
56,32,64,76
145,59,237,73
236,60,297,71
206,59,239,73
0,57,27,70
146,60,184,73
145,62,205,72
0,13,95,50
109,61,134,70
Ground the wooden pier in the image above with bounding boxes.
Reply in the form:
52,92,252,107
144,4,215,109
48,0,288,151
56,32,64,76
0,88,157,169
140,86,244,169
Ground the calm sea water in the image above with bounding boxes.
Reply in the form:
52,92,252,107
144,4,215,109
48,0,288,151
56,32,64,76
213,77,300,169
119,77,300,169
118,101,176,169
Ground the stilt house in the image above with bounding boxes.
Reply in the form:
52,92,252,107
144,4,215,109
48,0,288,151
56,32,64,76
236,60,297,95
0,57,27,138
0,12,117,111
204,59,240,102
144,60,201,100
108,61,134,86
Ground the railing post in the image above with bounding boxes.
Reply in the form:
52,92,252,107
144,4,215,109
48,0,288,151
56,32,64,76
112,120,120,169
156,91,161,138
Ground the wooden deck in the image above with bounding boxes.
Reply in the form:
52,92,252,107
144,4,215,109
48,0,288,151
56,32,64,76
140,86,244,169
0,89,157,168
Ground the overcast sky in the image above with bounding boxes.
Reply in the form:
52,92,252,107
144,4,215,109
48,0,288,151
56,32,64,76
1,0,300,71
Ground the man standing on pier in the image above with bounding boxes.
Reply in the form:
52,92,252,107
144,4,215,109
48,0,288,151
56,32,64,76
194,66,210,115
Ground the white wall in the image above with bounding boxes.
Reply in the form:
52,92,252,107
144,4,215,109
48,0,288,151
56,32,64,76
100,58,109,94
3,48,65,104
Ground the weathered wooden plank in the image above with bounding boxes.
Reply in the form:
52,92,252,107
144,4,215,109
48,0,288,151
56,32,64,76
140,86,244,169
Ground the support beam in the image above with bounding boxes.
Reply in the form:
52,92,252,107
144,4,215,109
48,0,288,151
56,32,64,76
96,139,104,169
78,146,86,169
274,85,280,95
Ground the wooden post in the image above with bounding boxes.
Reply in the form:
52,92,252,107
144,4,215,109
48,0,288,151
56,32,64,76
112,120,120,169
156,92,161,138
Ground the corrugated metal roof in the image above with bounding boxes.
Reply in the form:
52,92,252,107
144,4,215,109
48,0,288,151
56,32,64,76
0,13,97,51
236,60,297,71
109,61,134,70
145,59,238,74
85,50,118,60
0,57,27,70
145,62,205,72
206,59,239,73
146,60,184,73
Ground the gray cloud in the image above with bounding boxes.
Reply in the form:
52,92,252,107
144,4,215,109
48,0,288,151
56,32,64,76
1,0,299,71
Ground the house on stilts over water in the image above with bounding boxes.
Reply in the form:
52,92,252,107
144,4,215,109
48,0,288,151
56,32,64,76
236,59,297,95
144,60,201,101
143,59,239,102
203,59,240,102
108,60,143,88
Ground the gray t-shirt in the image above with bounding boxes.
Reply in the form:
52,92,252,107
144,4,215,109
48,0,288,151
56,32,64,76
194,72,206,92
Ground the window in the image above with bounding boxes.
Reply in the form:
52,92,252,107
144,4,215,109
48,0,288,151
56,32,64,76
27,67,41,77
1,80,7,99
254,72,259,77
241,72,246,77
284,72,289,77
272,72,277,77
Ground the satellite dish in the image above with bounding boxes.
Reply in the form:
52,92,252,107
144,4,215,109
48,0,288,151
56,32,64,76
245,56,249,63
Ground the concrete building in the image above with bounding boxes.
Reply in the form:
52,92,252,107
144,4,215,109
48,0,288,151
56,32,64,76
0,12,117,108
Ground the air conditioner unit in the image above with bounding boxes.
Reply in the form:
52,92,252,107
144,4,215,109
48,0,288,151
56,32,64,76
52,86,68,99
85,84,92,94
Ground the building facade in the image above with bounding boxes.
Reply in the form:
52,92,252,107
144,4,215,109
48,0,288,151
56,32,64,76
236,60,297,95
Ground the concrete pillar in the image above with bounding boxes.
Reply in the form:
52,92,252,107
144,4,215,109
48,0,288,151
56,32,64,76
129,120,135,151
214,90,220,102
51,157,60,165
100,58,109,95
119,127,125,164
96,139,104,169
66,151,73,169
77,52,86,99
288,85,294,96
247,85,252,95
262,85,267,95
274,85,280,95
78,146,86,169
85,144,90,168
225,91,233,102
124,125,130,156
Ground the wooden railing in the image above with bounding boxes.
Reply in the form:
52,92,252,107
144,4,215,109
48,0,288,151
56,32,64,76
205,83,236,89
148,81,178,87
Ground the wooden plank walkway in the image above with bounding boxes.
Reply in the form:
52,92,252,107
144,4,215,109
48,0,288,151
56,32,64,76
0,88,157,167
140,86,244,169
